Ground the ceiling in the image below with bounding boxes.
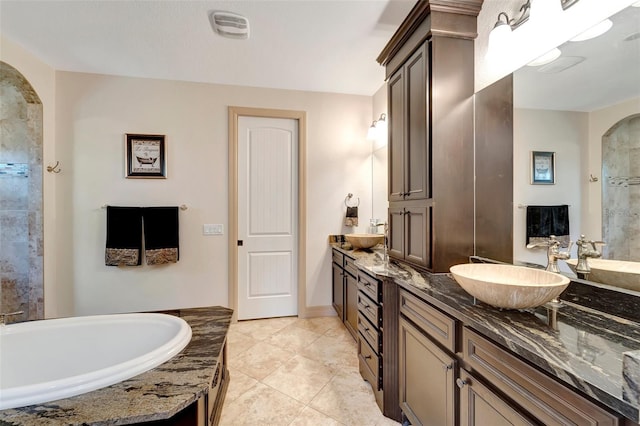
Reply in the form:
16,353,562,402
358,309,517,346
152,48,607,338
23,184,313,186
514,4,640,112
0,0,416,96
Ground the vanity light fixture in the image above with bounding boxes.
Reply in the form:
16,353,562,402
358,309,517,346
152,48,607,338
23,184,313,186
570,19,613,42
529,0,563,24
366,113,387,141
560,0,580,11
488,1,531,52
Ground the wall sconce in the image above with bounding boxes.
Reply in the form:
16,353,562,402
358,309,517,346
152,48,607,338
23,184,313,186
488,1,531,51
366,113,387,141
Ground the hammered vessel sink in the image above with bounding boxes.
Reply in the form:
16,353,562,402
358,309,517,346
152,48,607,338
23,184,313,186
345,233,384,249
566,258,640,292
450,263,570,309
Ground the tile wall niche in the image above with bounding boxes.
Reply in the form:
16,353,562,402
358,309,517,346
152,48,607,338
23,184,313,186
0,61,44,321
602,113,640,262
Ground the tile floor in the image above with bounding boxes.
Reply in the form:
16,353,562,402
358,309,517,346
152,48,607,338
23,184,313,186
219,315,401,426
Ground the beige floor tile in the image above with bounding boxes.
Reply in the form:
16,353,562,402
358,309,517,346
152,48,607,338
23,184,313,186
262,354,336,404
293,316,342,335
265,323,323,352
299,334,359,370
225,369,258,404
289,406,343,426
228,340,296,380
226,328,259,357
309,370,393,426
232,316,298,340
219,382,305,426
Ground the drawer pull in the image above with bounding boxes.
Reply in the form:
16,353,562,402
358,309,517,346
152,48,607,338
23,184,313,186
364,355,372,360
456,378,468,388
364,326,370,332
442,363,453,371
364,282,371,287
363,303,370,309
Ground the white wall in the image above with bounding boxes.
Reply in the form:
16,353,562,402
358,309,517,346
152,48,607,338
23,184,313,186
476,0,635,92
513,108,588,272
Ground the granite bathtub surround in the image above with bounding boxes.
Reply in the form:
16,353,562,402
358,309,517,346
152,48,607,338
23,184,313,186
602,113,640,262
0,306,232,425
331,244,640,423
0,61,43,321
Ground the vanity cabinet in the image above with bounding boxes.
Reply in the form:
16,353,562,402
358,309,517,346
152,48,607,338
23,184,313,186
379,1,479,273
398,286,625,426
388,203,431,269
388,44,430,203
331,248,358,340
357,269,402,422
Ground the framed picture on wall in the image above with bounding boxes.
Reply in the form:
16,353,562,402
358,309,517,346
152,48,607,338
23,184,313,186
125,134,166,178
531,151,555,185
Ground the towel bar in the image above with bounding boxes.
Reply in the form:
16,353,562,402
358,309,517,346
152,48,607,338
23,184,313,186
102,204,188,210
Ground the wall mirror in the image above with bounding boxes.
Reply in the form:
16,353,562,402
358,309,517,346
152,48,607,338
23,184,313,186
512,4,640,291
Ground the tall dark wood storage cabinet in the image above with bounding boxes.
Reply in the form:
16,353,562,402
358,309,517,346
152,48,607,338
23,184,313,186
378,0,483,273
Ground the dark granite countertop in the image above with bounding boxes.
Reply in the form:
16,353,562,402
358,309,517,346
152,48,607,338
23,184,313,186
331,244,640,422
0,306,232,426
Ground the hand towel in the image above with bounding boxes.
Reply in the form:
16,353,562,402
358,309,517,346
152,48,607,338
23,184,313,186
105,206,143,266
345,206,358,227
142,207,179,265
526,205,570,247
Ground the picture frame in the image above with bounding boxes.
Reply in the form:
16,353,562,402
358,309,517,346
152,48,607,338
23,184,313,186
531,151,555,185
125,134,166,179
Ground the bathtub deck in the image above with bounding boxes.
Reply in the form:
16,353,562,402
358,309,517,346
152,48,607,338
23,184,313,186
0,306,233,425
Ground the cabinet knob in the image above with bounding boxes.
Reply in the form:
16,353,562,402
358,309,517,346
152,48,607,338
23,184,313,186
456,378,468,388
442,363,453,372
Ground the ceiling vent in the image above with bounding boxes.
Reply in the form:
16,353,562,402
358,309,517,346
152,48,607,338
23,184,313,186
209,11,250,40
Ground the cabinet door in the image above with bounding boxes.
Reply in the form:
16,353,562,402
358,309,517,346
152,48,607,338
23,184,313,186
388,68,405,202
388,206,405,260
344,271,358,340
399,316,455,426
332,262,344,320
405,44,430,201
458,369,536,426
405,204,431,269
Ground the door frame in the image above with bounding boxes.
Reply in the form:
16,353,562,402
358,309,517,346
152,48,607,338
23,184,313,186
228,106,307,322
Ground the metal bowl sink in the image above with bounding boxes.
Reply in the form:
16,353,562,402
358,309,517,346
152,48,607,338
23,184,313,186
450,263,570,309
345,233,384,249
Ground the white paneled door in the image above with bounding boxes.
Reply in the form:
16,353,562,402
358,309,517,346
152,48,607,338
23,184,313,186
237,116,298,320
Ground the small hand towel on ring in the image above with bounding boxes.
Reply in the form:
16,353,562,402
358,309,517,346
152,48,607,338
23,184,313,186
345,206,358,227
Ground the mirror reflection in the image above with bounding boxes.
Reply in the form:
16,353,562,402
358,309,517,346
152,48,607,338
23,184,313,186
513,4,640,289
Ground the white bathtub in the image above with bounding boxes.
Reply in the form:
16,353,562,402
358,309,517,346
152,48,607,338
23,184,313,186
0,313,192,410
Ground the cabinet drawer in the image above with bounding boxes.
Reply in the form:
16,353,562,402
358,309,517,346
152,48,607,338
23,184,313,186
359,337,382,391
400,289,457,352
358,291,381,329
332,250,343,266
345,255,357,277
358,312,381,354
463,327,620,426
358,270,382,303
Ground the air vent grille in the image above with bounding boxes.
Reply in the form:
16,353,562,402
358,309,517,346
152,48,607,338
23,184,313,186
210,11,250,39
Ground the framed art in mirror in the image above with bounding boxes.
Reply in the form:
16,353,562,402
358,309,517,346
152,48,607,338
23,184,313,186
125,134,166,179
531,151,554,185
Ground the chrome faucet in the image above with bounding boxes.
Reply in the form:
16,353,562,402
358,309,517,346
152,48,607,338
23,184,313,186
575,235,604,278
0,310,24,326
526,235,572,273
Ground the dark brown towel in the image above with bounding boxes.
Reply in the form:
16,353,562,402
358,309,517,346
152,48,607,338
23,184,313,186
526,205,570,247
105,206,143,266
345,206,358,226
142,207,179,265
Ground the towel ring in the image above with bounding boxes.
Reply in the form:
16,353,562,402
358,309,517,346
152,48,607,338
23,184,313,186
345,193,360,208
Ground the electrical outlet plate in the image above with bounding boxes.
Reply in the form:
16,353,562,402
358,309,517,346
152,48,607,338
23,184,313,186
203,224,224,235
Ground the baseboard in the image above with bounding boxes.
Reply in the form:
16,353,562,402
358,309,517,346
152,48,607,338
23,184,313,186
299,305,337,319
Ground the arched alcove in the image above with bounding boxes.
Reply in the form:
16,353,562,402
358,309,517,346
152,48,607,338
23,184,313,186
0,61,44,320
602,113,640,261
